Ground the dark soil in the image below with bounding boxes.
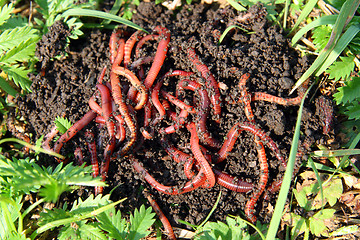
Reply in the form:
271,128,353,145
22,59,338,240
16,2,335,229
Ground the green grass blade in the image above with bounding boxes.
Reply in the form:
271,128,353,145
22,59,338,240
266,84,313,240
218,25,249,44
291,0,359,93
35,198,127,234
291,15,338,46
198,191,221,229
0,75,18,97
290,0,319,33
316,23,360,76
226,0,246,11
62,9,148,33
312,148,360,157
0,138,65,159
283,0,290,29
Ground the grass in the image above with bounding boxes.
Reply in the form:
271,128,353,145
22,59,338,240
1,0,360,239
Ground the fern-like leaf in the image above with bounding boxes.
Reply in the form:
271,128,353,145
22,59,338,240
312,25,332,51
333,77,360,105
325,56,355,82
54,116,72,134
0,26,39,51
1,64,32,92
349,35,360,55
0,3,14,26
59,221,107,240
0,38,38,64
97,208,128,240
0,15,28,30
128,205,156,240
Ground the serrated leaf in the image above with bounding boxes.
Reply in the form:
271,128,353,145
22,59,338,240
325,56,355,82
311,25,332,51
71,194,112,213
0,26,39,51
313,178,343,208
309,209,336,236
59,221,107,240
0,15,29,30
128,205,156,240
1,64,32,92
97,208,128,240
0,38,37,64
0,3,14,26
333,77,360,104
54,117,73,134
345,102,360,120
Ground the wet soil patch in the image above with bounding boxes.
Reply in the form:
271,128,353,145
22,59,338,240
16,2,333,227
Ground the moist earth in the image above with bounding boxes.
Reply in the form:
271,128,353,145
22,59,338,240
16,2,334,229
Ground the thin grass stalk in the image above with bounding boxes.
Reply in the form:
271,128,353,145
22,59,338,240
266,84,313,240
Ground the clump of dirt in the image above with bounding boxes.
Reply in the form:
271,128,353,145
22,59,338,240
16,2,334,227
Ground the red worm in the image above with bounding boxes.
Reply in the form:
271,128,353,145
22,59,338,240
143,26,171,89
187,48,221,123
252,92,303,106
112,66,148,110
161,90,196,113
177,79,221,148
88,95,103,115
74,147,85,166
100,137,116,183
53,110,97,156
132,156,206,195
238,122,286,168
84,131,99,178
245,139,268,223
42,125,59,151
96,84,115,137
160,109,189,134
213,168,253,193
110,71,137,155
151,79,166,119
135,34,159,57
238,73,254,122
215,124,243,163
145,193,177,240
129,56,154,69
97,66,107,84
124,30,143,67
187,122,216,188
113,38,125,67
160,138,191,163
109,30,121,64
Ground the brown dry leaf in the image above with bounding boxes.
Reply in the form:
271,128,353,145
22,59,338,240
297,171,317,192
342,174,360,189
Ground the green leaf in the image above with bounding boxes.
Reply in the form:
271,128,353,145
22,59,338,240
0,38,38,64
313,177,343,208
289,0,318,33
345,102,360,120
0,26,39,52
59,221,107,240
1,64,32,92
0,75,18,97
333,77,360,104
325,56,355,82
97,208,128,240
0,15,28,30
0,3,13,26
54,116,73,134
226,0,247,11
330,225,359,237
128,205,156,240
312,25,332,51
309,209,336,237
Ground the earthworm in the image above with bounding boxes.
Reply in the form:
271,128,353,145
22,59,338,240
151,79,166,119
215,124,243,164
42,125,59,151
129,56,154,69
53,110,97,156
177,79,221,148
74,147,85,166
141,128,154,139
143,26,171,89
110,71,137,155
84,131,99,178
213,168,253,193
238,73,254,122
160,138,191,163
96,84,115,137
315,95,334,135
145,193,176,240
187,48,221,123
113,38,125,67
135,34,159,57
100,136,116,183
238,122,286,168
124,30,143,67
88,95,103,115
132,156,206,195
160,109,189,134
112,66,148,110
245,139,268,223
184,157,196,179
97,66,107,84
187,122,216,188
109,30,120,64
252,92,303,106
161,90,196,113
